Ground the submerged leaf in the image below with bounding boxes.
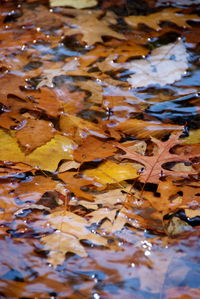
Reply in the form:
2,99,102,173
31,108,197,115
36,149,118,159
84,160,138,185
125,8,199,30
126,41,188,88
16,119,55,153
42,210,107,265
117,133,193,183
0,130,75,171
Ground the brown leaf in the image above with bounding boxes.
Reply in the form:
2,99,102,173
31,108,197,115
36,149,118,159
125,8,200,30
117,133,192,183
59,114,107,142
17,5,65,30
16,119,55,153
114,119,184,139
14,175,58,202
74,136,117,162
0,74,62,118
58,171,95,200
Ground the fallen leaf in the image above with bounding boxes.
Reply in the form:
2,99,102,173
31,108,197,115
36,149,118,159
42,210,107,265
37,59,79,89
124,41,188,88
14,204,50,216
125,8,200,30
16,119,55,153
117,133,193,183
72,188,129,210
185,209,200,218
42,231,87,266
0,130,75,171
182,129,200,144
60,114,107,142
58,171,95,200
166,217,192,236
84,160,138,185
114,119,184,138
14,175,58,202
88,207,127,233
50,0,97,9
17,5,66,30
62,9,125,45
74,136,117,162
58,160,80,172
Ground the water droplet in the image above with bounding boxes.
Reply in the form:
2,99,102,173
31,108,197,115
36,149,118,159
93,293,100,299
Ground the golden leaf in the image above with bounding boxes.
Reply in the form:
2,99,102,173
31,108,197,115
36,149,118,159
0,130,75,172
83,160,138,185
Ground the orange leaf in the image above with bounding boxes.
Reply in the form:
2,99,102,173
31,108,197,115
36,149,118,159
74,136,117,162
117,133,193,183
16,119,55,153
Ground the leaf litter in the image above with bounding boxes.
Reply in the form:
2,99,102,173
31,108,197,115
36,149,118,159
0,0,200,298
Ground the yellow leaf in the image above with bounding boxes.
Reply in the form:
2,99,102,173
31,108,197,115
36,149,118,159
182,129,200,144
50,0,97,9
185,209,200,218
84,160,138,185
0,130,75,172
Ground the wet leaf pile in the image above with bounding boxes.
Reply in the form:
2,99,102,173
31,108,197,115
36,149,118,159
0,0,200,298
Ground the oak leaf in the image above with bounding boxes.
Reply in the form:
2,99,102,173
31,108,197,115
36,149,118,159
117,133,192,183
42,210,107,265
125,8,200,30
62,9,125,45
